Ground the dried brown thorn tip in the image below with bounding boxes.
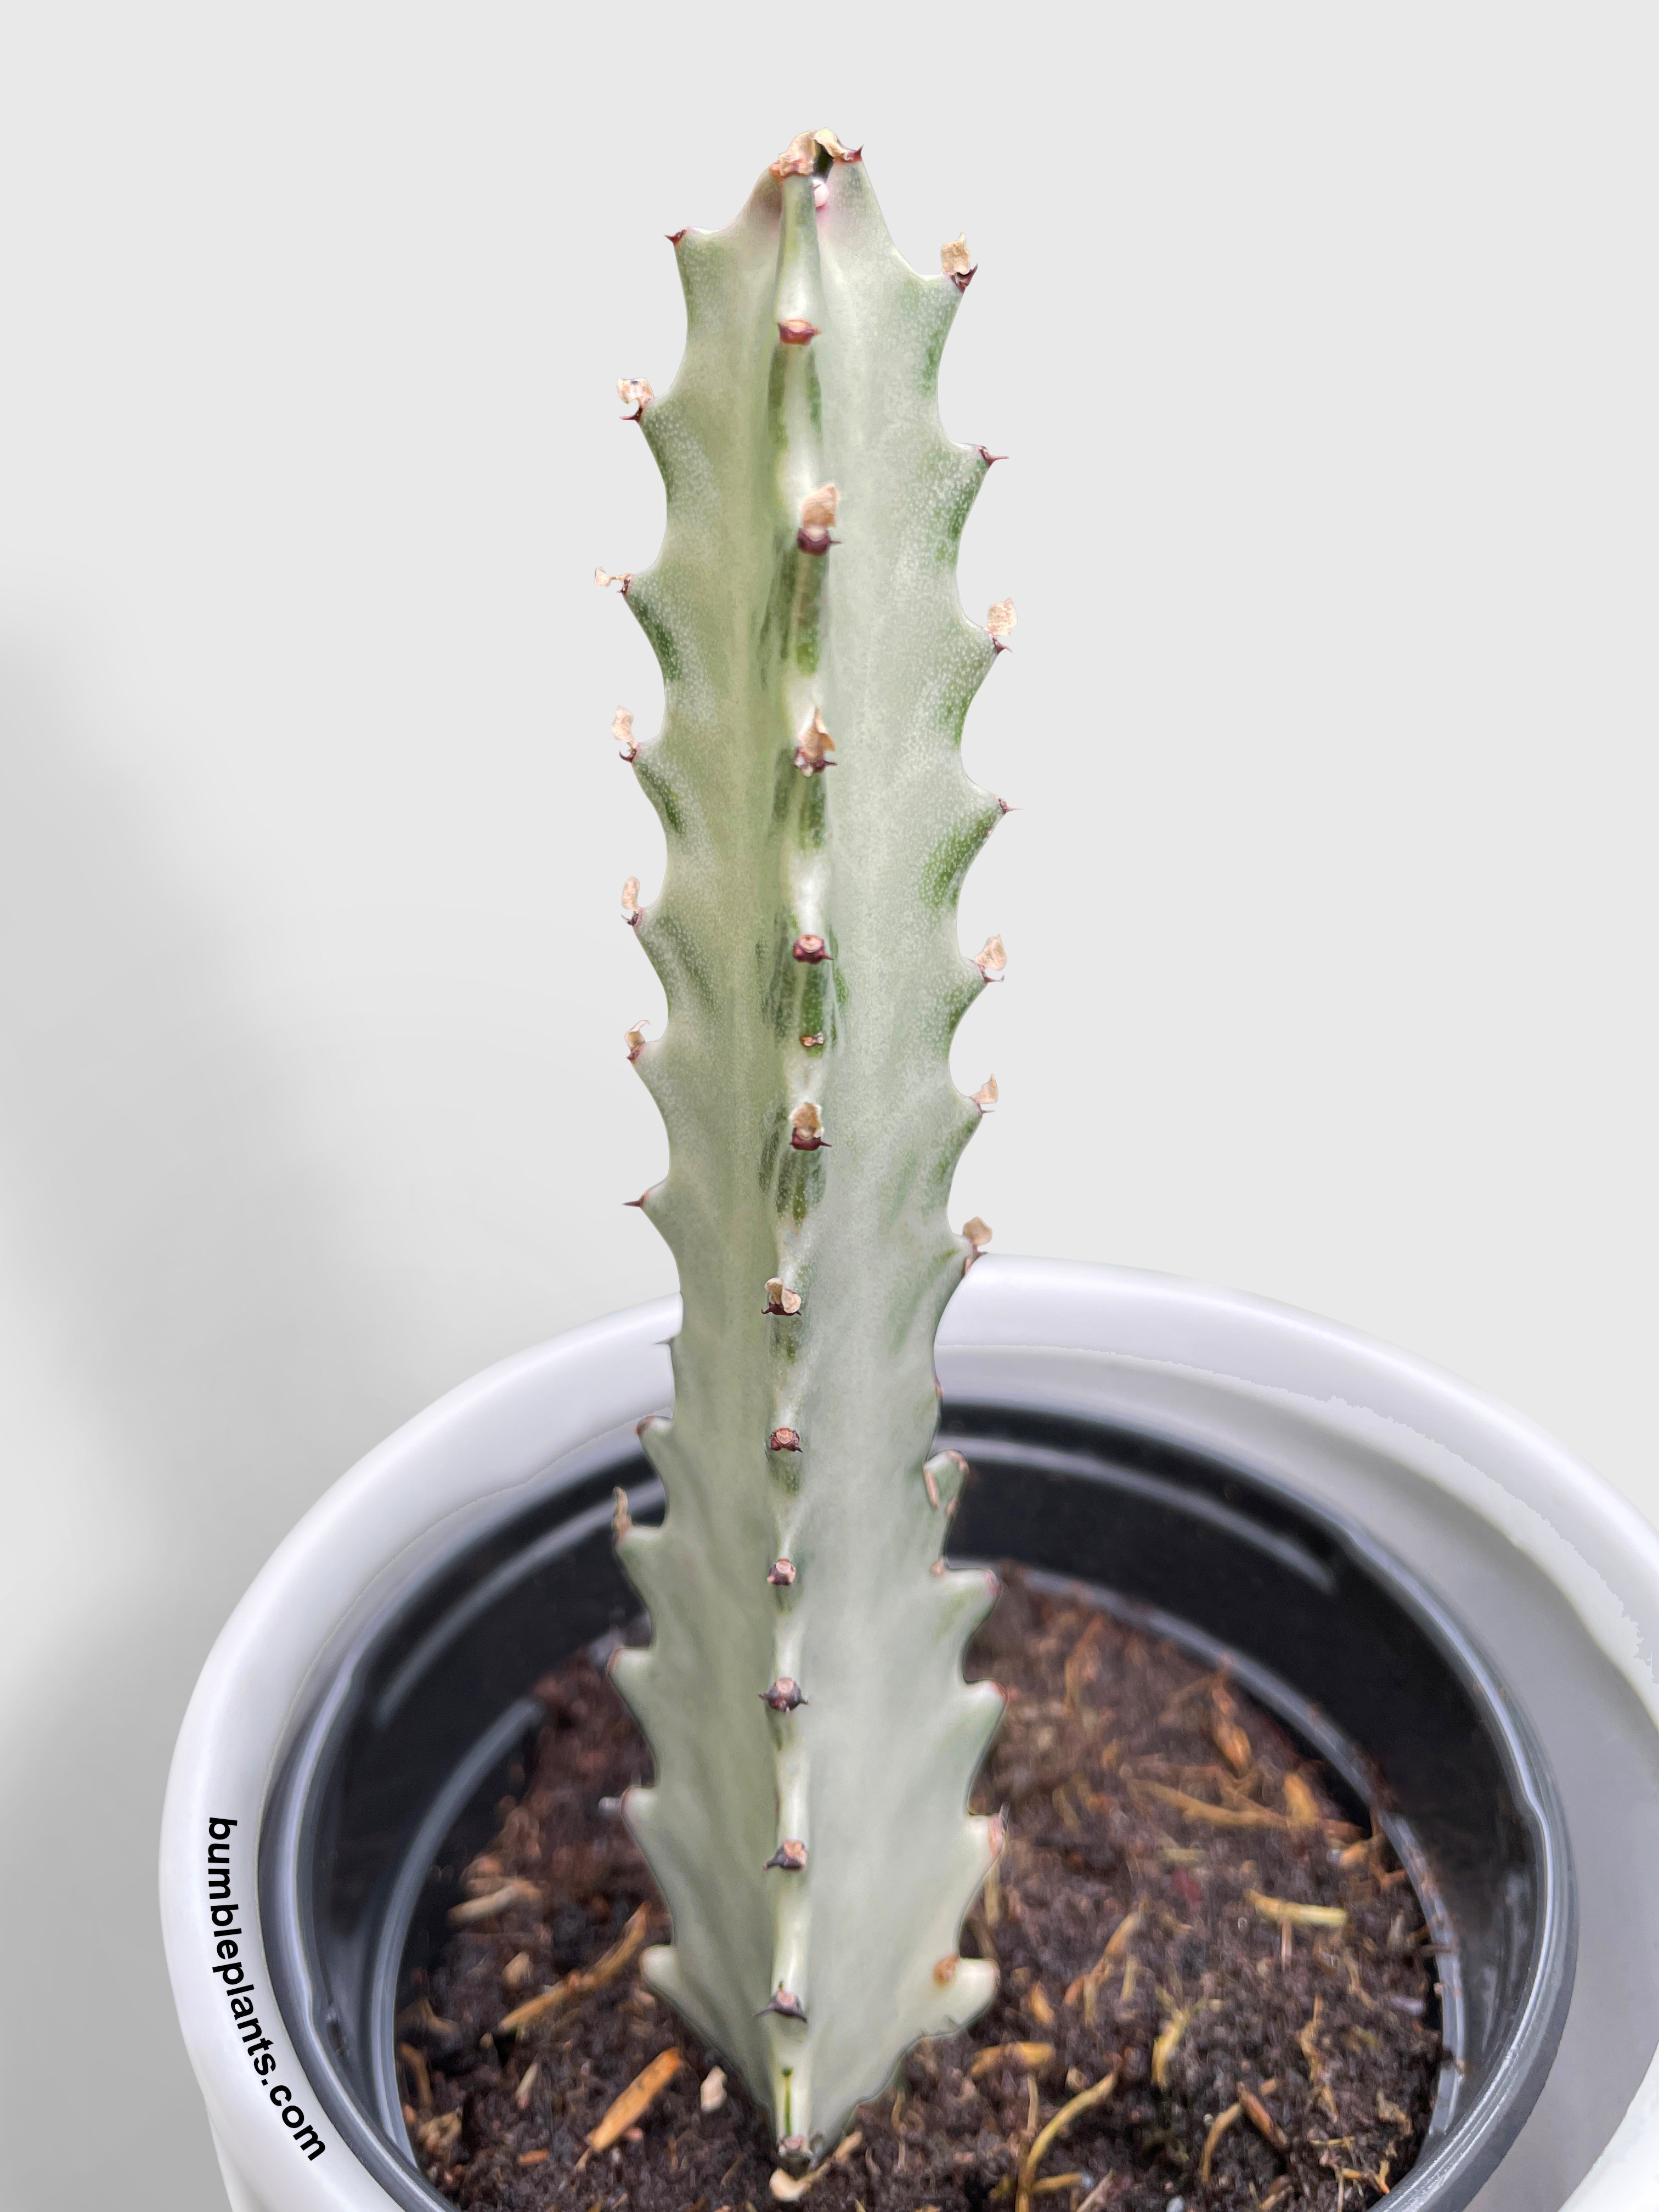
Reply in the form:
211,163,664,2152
777,318,820,346
610,706,638,763
624,1018,648,1063
941,234,975,287
974,445,1008,466
797,481,839,555
788,1101,827,1150
594,566,632,595
616,378,652,421
800,1031,825,1049
934,1954,960,1985
971,1075,998,1111
765,1839,809,1872
620,877,642,927
974,934,1007,981
792,934,830,964
760,1989,808,2023
986,598,1017,647
768,1426,803,1453
963,1216,994,1257
665,229,687,246
768,1556,797,1586
761,1678,806,1713
793,707,836,775
764,1278,803,1317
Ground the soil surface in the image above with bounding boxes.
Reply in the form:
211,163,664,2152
407,1572,1442,2211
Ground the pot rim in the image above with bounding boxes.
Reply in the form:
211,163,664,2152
160,1258,1659,2212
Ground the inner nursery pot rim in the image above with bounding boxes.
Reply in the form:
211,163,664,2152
160,1260,1659,2212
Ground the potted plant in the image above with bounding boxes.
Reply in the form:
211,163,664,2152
161,133,1659,2212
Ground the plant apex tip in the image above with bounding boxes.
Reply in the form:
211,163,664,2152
971,1075,998,1112
974,934,1007,981
770,129,859,179
621,877,643,927
617,377,653,421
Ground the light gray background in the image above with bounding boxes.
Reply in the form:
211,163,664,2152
1,7,1654,2208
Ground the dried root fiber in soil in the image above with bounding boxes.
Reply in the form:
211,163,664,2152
405,1575,1441,2211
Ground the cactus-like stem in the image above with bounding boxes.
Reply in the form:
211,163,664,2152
603,131,1009,2157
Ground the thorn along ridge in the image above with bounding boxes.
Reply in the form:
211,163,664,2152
617,377,653,420
794,708,836,775
941,235,977,292
971,1075,998,1111
789,1101,827,1150
792,934,830,964
768,1426,803,1453
761,1677,807,1713
764,1278,803,1317
800,1030,825,1049
986,597,1017,651
797,482,839,555
765,1839,809,1872
768,1556,797,1587
625,1019,649,1063
974,934,1007,981
621,877,643,927
974,445,1008,467
778,317,820,346
611,706,639,762
761,1990,808,2024
595,566,633,595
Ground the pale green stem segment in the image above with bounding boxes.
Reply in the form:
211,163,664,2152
607,137,1006,2158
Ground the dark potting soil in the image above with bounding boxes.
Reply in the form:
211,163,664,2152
407,1572,1441,2212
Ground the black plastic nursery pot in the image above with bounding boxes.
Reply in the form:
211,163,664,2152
258,1393,1575,2212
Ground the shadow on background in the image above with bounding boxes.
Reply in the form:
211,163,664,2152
0,652,400,2210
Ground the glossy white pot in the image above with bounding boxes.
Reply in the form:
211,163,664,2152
161,1259,1659,2212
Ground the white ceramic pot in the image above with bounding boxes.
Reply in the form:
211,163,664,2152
161,1259,1659,2212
